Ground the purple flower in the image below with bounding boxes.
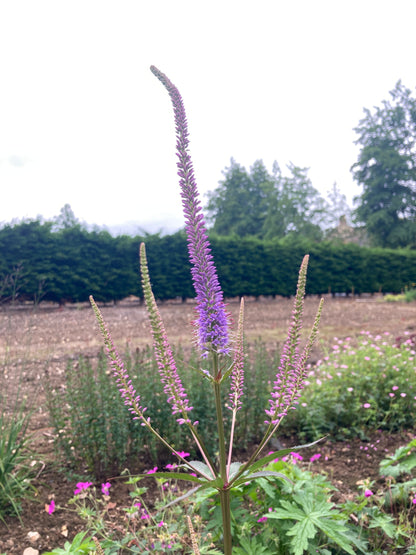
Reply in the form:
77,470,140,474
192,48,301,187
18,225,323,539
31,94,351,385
364,489,373,497
101,482,111,496
150,65,229,356
74,482,93,495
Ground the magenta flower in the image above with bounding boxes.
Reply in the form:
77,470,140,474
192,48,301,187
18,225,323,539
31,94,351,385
175,451,190,458
364,489,373,497
47,499,55,514
165,463,178,470
101,482,111,496
74,482,93,495
363,403,371,409
257,516,268,523
146,466,158,474
151,65,229,356
309,453,321,463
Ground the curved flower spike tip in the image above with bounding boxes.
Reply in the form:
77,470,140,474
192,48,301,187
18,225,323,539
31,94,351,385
150,65,229,356
265,255,324,427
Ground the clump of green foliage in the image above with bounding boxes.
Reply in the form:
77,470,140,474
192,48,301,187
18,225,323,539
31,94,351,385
282,331,416,441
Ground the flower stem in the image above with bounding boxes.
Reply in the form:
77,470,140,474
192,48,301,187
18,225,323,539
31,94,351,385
219,488,232,555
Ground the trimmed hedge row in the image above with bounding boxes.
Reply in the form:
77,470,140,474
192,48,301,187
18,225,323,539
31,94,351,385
0,222,415,304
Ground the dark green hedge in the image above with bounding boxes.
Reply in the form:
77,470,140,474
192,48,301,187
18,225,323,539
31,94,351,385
0,222,415,304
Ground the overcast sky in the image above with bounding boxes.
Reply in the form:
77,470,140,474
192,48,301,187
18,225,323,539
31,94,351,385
1,1,415,234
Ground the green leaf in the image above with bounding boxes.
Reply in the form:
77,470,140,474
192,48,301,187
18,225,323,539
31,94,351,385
248,437,325,475
233,470,290,488
187,460,216,479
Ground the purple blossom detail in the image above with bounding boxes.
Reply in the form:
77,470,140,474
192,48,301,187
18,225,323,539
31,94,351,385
150,65,229,355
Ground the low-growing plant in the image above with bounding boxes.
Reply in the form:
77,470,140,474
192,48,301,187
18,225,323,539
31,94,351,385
283,331,416,441
46,343,279,478
0,399,35,521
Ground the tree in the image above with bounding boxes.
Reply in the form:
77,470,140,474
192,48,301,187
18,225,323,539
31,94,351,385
206,159,326,241
205,158,273,237
52,204,80,231
352,81,416,248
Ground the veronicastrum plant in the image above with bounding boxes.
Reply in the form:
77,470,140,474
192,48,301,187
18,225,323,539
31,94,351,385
90,66,323,554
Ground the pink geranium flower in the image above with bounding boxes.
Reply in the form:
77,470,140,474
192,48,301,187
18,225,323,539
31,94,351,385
74,482,93,495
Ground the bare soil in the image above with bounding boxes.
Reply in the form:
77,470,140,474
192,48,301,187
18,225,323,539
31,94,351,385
0,296,415,554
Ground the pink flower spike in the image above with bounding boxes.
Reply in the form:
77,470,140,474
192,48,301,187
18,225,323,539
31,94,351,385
146,467,158,474
47,499,55,514
101,482,111,496
364,489,373,497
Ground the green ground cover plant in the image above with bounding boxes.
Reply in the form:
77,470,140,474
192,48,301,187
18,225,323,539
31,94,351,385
283,331,416,441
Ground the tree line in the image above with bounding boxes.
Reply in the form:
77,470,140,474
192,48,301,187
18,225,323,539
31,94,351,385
206,81,416,249
0,219,415,305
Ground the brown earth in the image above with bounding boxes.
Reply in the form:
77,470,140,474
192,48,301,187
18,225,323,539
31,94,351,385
0,296,415,554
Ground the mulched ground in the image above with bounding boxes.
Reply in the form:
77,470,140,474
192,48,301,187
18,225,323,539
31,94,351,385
0,296,415,553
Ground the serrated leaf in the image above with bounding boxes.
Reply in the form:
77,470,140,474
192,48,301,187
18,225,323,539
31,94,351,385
287,516,318,555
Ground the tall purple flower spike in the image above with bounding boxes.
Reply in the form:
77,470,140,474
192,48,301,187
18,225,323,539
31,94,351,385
150,66,229,355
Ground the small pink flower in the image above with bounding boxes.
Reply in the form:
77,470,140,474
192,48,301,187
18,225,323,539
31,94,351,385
310,453,321,463
363,403,371,409
101,482,111,496
157,520,165,527
257,516,268,523
392,386,399,391
364,489,373,497
74,482,93,495
146,467,158,474
389,393,395,397
165,463,178,470
176,451,190,458
291,452,303,461
47,499,55,514
400,393,406,397
412,497,416,505
141,513,150,520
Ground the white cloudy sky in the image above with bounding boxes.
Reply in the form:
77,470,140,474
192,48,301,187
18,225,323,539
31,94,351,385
1,1,415,233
